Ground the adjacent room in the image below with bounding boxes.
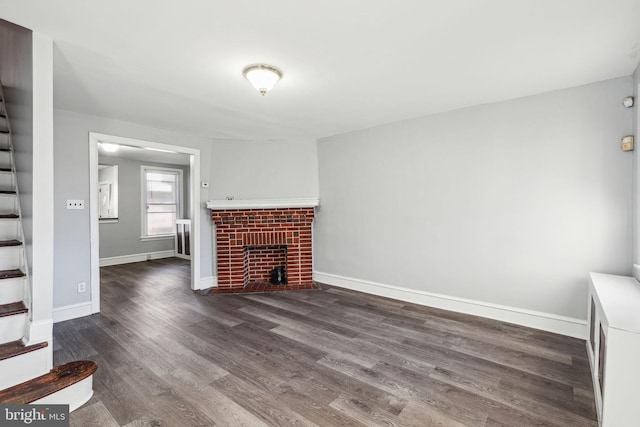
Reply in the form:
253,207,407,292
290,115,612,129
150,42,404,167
0,1,639,426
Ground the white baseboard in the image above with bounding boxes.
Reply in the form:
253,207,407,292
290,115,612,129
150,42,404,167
633,264,640,282
53,302,93,323
313,271,587,339
100,250,176,267
197,276,217,290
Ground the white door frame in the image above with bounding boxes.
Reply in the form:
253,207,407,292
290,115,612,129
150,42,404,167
88,132,202,314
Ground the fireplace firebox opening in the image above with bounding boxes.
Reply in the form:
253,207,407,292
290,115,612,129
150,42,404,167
243,245,287,287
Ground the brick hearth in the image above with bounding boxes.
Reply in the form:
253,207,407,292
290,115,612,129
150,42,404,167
211,208,314,288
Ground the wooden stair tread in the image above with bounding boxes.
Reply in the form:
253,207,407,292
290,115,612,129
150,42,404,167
0,214,19,219
0,269,25,280
0,340,47,361
0,360,97,404
0,301,27,317
0,240,21,247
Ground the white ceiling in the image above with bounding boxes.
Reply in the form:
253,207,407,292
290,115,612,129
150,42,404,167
1,0,639,140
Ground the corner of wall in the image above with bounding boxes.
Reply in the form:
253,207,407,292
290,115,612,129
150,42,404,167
29,32,54,341
633,63,640,267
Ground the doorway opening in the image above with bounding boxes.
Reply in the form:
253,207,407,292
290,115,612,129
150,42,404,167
88,132,201,314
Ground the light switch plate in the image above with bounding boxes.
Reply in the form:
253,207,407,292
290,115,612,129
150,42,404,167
67,199,85,209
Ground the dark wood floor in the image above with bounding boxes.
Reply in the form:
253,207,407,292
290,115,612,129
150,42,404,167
54,258,597,426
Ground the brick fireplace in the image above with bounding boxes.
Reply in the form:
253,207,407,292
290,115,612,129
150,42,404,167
208,200,318,289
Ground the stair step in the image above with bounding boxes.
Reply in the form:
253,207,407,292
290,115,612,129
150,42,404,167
0,270,24,280
0,246,21,271
0,276,25,305
0,360,97,405
0,214,18,219
0,152,11,168
0,173,14,192
0,301,27,317
0,301,27,343
0,339,48,390
0,340,47,361
0,240,21,247
0,131,8,135
0,222,20,245
0,168,11,172
0,190,15,195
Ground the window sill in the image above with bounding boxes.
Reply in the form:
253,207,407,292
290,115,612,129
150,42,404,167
99,218,119,224
140,235,175,241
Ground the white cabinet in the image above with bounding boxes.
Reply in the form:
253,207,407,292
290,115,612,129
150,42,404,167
587,273,640,426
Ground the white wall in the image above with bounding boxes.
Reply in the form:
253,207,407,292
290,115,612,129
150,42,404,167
29,33,54,347
315,77,634,322
633,64,640,270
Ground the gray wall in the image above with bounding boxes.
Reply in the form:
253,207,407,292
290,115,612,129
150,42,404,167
0,19,33,275
97,156,189,259
315,77,634,320
209,139,319,199
53,108,319,308
54,108,213,308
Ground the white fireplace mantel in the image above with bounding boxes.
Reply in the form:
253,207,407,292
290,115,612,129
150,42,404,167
206,197,320,210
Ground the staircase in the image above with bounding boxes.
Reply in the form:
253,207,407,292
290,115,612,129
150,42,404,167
0,84,96,411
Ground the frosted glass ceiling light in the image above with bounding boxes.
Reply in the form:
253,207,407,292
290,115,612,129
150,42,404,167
100,142,120,152
243,64,282,96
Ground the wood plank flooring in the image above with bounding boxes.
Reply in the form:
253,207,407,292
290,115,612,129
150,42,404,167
54,258,597,426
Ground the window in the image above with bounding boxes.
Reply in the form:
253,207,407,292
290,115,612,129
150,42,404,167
141,166,183,238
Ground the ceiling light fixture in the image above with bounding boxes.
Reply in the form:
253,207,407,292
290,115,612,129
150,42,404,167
100,142,120,153
623,96,634,108
242,64,282,96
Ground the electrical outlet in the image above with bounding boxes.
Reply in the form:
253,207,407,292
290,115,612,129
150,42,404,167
77,282,86,293
67,199,85,209
226,196,234,200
